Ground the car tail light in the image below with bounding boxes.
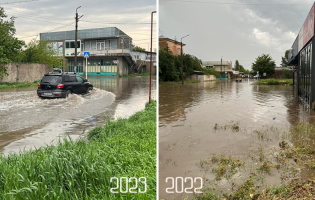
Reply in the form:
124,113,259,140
55,94,60,97
38,84,41,88
57,84,64,89
37,93,41,95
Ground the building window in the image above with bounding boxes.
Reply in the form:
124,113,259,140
178,48,180,54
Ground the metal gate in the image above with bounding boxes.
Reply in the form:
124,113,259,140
68,59,83,75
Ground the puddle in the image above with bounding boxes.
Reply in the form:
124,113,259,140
159,80,315,199
0,76,156,155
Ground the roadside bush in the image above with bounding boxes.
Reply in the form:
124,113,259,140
266,79,280,85
283,70,292,79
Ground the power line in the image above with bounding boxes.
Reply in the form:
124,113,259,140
4,11,155,26
0,0,40,5
5,10,69,21
161,0,313,5
19,21,75,39
80,20,155,25
15,15,71,25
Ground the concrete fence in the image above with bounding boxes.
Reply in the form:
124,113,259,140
0,63,51,83
188,74,216,81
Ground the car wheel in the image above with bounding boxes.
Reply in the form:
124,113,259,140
87,87,93,93
66,89,72,98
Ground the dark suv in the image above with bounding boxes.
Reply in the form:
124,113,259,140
37,72,93,98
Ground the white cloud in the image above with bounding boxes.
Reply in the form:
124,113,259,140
252,28,279,47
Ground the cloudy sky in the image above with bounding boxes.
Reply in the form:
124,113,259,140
159,0,315,69
1,0,156,51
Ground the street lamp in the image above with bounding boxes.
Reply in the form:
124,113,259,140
181,34,189,85
149,11,156,104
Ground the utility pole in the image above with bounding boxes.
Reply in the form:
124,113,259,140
74,6,83,73
181,34,189,85
149,11,156,104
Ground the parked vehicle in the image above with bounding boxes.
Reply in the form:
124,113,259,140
236,78,242,82
37,72,93,98
253,75,259,78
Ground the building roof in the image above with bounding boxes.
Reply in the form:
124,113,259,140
40,27,131,41
202,61,231,66
159,36,186,46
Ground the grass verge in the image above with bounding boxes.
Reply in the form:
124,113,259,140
0,100,156,199
0,81,39,89
195,123,315,199
252,79,293,85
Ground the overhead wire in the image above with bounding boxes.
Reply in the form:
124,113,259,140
19,21,75,39
0,0,40,5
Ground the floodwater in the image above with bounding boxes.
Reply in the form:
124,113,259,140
0,76,156,155
159,79,315,200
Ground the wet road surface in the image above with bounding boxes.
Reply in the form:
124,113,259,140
159,79,315,200
0,76,156,155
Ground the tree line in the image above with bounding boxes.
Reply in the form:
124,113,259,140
0,7,70,79
159,47,220,81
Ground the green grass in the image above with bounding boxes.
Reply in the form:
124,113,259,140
0,81,40,89
0,101,156,199
252,78,293,85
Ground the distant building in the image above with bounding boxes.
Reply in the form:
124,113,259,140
202,61,233,79
40,27,156,76
159,36,185,56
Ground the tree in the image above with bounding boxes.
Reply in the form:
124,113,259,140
234,59,246,72
204,67,220,77
133,45,146,52
0,7,24,78
20,39,67,68
252,54,276,77
159,47,179,81
159,46,204,81
280,49,293,68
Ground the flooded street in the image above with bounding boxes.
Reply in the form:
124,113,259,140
159,79,315,200
0,76,156,155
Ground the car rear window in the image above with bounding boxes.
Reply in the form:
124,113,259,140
41,75,62,83
64,76,77,82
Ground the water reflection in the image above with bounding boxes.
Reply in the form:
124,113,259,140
159,79,315,200
0,76,156,154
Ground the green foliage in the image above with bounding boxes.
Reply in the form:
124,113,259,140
0,65,8,79
0,81,39,89
159,47,179,81
159,47,203,82
133,45,146,52
283,69,292,79
19,39,67,68
0,7,24,79
252,54,276,76
280,49,293,68
252,79,293,85
0,101,156,199
204,67,220,77
234,60,244,71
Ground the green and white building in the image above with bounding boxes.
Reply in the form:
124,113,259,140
40,27,156,76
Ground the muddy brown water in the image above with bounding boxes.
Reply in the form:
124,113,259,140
0,76,156,155
159,79,315,200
